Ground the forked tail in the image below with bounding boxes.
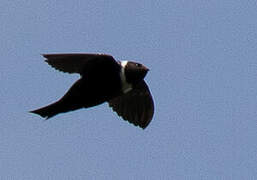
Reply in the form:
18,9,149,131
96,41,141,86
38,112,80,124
30,101,63,119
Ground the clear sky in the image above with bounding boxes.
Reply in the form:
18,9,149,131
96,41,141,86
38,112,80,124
1,0,257,179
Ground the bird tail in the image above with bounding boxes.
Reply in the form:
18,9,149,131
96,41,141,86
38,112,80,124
30,101,63,119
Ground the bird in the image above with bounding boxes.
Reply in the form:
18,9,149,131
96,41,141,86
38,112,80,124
30,53,154,129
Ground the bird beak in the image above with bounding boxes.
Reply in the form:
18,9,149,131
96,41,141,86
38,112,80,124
143,65,149,72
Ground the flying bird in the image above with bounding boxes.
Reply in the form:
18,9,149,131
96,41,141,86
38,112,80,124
30,54,154,129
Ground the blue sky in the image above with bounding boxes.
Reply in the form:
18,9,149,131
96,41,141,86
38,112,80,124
1,0,257,179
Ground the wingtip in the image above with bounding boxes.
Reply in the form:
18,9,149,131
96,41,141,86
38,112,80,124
29,110,34,114
41,54,48,58
42,54,56,59
140,126,147,130
138,123,148,130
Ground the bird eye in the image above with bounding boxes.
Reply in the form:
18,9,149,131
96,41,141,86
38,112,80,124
136,63,142,67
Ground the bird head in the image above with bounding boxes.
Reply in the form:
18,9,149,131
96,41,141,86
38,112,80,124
122,61,149,84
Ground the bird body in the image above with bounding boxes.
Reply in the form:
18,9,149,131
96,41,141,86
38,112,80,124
31,53,154,129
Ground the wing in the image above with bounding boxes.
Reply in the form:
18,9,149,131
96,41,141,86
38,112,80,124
108,80,154,129
43,53,116,75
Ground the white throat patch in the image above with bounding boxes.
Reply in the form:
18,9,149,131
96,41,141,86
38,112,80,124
120,61,132,93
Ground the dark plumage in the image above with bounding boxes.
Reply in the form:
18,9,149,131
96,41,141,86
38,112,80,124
30,53,154,129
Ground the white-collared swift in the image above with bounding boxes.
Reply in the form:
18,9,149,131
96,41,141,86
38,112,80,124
30,53,154,129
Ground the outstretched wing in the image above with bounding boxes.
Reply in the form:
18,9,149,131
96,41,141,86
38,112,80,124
43,53,116,75
108,80,154,129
